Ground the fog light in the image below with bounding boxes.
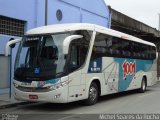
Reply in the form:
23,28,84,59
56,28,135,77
54,94,61,99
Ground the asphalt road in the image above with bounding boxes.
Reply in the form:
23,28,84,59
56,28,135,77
1,82,160,120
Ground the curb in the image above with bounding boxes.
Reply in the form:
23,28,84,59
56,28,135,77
0,102,31,109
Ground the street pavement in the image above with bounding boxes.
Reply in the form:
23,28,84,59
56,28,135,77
0,81,160,120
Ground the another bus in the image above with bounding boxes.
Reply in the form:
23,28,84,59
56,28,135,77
13,23,157,105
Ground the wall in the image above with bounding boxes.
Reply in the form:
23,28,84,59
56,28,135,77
48,0,110,27
0,0,39,30
0,0,110,29
0,35,20,93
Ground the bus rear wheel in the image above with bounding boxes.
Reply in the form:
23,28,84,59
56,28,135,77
84,82,98,105
139,77,147,93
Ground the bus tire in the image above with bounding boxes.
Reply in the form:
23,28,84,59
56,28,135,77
84,82,98,105
139,77,147,93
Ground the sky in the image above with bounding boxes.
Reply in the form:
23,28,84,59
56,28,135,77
104,0,160,30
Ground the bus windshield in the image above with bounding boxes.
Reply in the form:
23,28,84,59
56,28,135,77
14,33,70,81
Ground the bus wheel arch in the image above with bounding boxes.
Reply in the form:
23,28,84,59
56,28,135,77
84,79,101,105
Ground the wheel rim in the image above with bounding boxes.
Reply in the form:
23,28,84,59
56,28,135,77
89,86,97,101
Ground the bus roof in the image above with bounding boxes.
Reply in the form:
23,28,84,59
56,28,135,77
26,23,94,35
26,23,155,47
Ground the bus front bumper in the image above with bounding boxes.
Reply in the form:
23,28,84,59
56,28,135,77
13,85,68,103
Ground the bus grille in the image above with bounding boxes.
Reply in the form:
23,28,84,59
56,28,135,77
16,86,50,92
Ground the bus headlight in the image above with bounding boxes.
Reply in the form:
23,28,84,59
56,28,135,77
49,80,70,90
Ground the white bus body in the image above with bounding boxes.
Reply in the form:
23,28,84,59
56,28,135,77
13,23,157,105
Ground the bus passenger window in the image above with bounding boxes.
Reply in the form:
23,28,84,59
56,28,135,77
68,31,90,72
69,45,79,71
109,48,113,55
122,51,126,57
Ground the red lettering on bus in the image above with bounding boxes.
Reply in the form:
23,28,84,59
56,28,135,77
122,60,136,79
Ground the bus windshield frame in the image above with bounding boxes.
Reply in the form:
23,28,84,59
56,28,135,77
14,30,92,81
14,32,71,81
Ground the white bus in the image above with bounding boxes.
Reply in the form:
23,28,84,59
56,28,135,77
13,23,157,105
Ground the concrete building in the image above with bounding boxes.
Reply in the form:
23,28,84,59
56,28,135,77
0,0,110,93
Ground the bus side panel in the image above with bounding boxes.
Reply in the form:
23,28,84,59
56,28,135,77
113,58,155,92
102,57,119,95
68,70,86,102
86,57,108,96
98,57,155,94
87,57,156,97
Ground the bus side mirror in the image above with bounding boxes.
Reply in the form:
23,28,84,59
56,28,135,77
9,38,16,48
63,35,83,55
5,38,22,56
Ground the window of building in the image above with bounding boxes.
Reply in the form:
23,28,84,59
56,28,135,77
0,15,26,36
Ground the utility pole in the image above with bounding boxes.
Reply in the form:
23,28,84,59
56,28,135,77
45,0,48,26
158,13,160,31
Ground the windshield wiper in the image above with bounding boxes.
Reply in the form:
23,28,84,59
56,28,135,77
56,72,64,77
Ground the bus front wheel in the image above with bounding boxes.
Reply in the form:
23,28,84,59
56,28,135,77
84,82,98,105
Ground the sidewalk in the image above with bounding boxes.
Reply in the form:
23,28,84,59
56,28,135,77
0,93,29,109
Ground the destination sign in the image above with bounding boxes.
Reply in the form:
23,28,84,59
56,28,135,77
25,36,41,41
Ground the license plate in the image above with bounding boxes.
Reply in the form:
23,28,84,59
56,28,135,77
29,95,38,99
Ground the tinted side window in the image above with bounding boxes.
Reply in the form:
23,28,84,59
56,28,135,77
131,43,156,60
91,33,109,60
68,30,91,72
91,32,156,60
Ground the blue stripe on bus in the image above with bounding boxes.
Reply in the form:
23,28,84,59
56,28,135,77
37,78,60,88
